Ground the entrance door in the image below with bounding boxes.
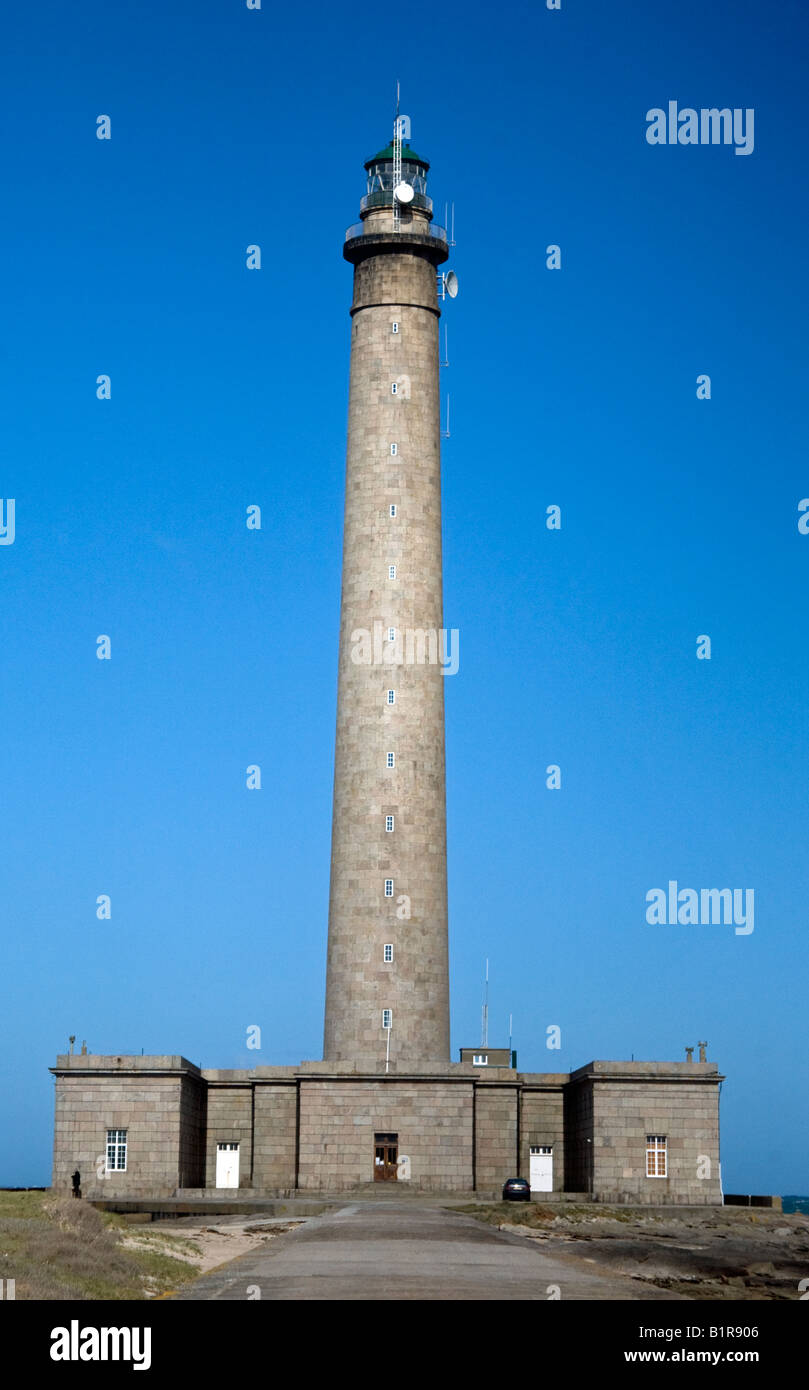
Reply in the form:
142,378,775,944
374,1132,398,1181
530,1145,553,1193
215,1142,240,1189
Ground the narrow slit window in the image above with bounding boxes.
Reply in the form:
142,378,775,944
391,322,399,334
388,628,395,642
386,752,395,768
391,382,398,395
390,443,398,456
389,505,397,517
387,690,395,705
388,565,396,579
386,815,394,832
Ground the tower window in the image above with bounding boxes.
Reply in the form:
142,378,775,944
388,628,395,642
388,565,396,579
387,690,395,705
386,815,394,832
391,383,398,395
646,1135,668,1178
391,322,399,334
389,505,397,517
390,443,398,456
384,943,393,963
386,752,395,768
382,1009,392,1030
384,880,394,897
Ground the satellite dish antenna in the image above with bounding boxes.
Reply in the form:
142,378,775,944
394,181,414,204
445,270,459,298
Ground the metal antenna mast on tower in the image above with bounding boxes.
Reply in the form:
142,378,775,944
392,81,402,233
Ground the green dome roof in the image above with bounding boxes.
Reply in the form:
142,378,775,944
364,141,430,170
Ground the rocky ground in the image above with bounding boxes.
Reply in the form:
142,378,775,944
462,1202,809,1300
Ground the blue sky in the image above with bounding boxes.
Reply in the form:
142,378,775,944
1,0,807,1194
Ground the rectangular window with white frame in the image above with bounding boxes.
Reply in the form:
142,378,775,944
390,504,397,517
382,1009,392,1029
386,752,395,768
646,1135,667,1177
390,443,398,456
384,879,394,897
388,565,396,579
387,690,395,705
383,943,393,963
106,1129,127,1172
386,815,394,832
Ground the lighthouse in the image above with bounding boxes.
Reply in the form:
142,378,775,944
323,112,453,1067
49,108,725,1206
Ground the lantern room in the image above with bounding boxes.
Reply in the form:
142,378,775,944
361,141,432,216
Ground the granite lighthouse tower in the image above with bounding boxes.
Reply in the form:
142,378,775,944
323,113,453,1067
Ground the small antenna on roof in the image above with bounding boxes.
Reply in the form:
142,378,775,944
481,958,489,1048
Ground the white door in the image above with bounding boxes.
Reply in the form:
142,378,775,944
530,1145,553,1193
215,1142,240,1189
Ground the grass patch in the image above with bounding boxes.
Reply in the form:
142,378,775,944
0,1191,50,1220
0,1192,200,1300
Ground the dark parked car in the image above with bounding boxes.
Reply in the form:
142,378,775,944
502,1177,531,1201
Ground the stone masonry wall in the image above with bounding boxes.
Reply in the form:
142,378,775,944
205,1086,253,1188
474,1085,517,1192
178,1072,206,1189
50,1059,724,1202
52,1068,187,1199
520,1088,566,1192
297,1080,473,1191
591,1079,722,1204
564,1077,594,1193
252,1083,297,1191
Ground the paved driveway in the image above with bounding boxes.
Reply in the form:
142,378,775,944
175,1202,684,1301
